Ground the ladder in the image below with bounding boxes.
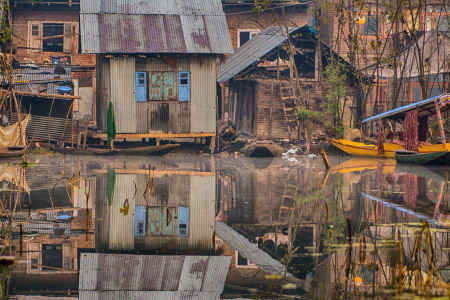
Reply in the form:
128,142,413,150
280,83,299,140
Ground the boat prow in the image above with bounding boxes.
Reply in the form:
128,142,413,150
331,139,403,158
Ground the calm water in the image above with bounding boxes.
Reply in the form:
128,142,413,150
1,153,450,299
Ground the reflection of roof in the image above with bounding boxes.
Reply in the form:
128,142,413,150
80,0,233,54
362,94,450,123
79,253,231,299
216,222,287,275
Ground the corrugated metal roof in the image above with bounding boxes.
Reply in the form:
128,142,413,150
80,0,233,54
79,253,231,296
217,26,298,83
79,291,222,300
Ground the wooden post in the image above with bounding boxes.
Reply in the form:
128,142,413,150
209,136,216,154
434,99,446,147
319,148,330,170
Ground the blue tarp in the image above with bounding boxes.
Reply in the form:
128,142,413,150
362,94,449,124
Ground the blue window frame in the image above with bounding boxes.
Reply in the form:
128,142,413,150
178,72,190,102
136,72,147,102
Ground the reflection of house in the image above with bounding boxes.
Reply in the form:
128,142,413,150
81,0,232,149
79,253,231,300
96,171,216,254
7,170,96,294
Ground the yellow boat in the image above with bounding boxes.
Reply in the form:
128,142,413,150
331,139,403,158
333,94,450,160
331,157,396,174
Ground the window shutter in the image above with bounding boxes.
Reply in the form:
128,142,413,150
177,207,189,237
63,23,73,53
150,72,162,100
28,22,42,53
178,72,190,102
162,72,176,100
135,72,147,102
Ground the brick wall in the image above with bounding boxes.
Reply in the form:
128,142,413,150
12,8,95,66
224,5,310,49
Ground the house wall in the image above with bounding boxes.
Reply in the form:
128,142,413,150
98,55,218,135
224,4,310,49
12,8,95,66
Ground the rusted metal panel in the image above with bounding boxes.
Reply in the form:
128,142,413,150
148,102,169,132
97,57,110,131
108,174,136,250
136,102,148,133
189,175,215,252
80,291,222,300
190,56,216,132
110,56,137,133
79,253,231,297
80,0,233,54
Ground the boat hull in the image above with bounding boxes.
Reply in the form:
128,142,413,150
0,148,25,158
50,144,180,156
394,150,449,165
331,139,403,158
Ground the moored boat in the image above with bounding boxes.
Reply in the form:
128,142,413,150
394,149,449,165
332,94,450,163
50,143,180,156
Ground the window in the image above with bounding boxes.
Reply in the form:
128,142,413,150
138,71,190,102
42,244,62,270
430,87,443,97
238,29,260,47
43,23,64,52
32,24,39,36
363,16,377,35
178,72,190,102
135,72,147,102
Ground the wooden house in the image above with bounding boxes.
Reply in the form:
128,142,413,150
79,0,233,150
95,169,217,254
217,25,359,142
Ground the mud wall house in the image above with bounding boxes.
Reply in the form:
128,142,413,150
79,0,233,148
217,25,359,142
222,0,312,49
95,170,216,254
10,0,97,127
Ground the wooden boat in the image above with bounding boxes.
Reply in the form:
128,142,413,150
331,139,403,158
50,144,180,156
0,147,25,158
333,94,450,162
394,149,448,165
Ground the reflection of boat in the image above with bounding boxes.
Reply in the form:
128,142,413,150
333,94,450,161
394,164,445,182
331,139,402,158
394,149,448,165
0,115,30,159
331,157,396,174
50,144,180,156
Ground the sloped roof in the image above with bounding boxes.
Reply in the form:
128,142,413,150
80,0,233,54
218,26,297,83
79,254,231,300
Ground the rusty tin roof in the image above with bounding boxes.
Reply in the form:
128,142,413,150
80,0,233,54
79,253,231,299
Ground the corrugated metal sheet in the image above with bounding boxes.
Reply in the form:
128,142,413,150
9,113,73,143
81,0,224,18
189,175,215,252
110,57,137,133
217,26,296,83
216,221,287,275
190,56,216,132
79,253,231,298
97,57,110,131
108,174,136,250
80,0,232,54
79,291,222,300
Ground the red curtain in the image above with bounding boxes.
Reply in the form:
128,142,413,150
405,110,419,151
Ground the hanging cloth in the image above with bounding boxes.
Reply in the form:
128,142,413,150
404,110,419,151
107,101,116,146
418,116,428,142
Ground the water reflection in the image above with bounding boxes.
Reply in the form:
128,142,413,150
0,155,449,299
